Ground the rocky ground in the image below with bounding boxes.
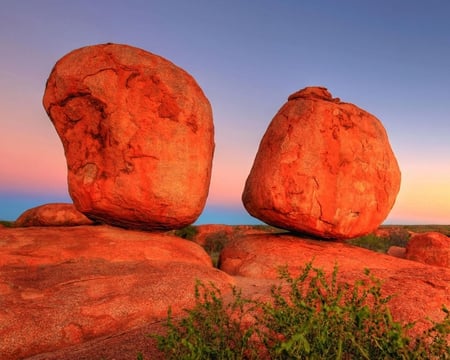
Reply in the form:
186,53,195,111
1,222,449,359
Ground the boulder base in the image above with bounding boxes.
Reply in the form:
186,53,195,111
0,225,234,359
219,233,450,337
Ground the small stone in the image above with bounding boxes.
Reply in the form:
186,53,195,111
15,203,94,227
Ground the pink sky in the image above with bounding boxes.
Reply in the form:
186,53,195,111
1,1,449,224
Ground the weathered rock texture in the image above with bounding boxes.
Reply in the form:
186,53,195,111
15,203,94,227
242,87,401,239
0,225,234,359
219,233,450,336
405,231,450,268
43,43,214,230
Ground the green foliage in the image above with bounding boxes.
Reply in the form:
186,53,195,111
0,220,15,227
151,262,450,359
204,231,229,267
173,225,198,241
348,228,410,253
152,281,259,359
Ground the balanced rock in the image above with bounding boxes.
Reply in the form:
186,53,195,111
405,232,450,268
43,43,214,230
15,203,94,227
242,87,401,239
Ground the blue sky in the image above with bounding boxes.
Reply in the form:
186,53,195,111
1,1,449,224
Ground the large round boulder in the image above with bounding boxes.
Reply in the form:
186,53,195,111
43,43,214,230
242,87,401,239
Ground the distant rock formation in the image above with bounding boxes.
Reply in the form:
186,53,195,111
15,203,94,227
43,43,214,230
242,86,401,239
406,231,450,268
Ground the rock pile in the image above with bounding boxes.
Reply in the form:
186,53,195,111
242,87,401,239
43,43,214,230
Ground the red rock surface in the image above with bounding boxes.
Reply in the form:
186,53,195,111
192,224,270,246
242,86,401,239
405,231,450,268
219,233,450,335
387,245,406,258
0,225,234,359
15,203,94,227
43,43,214,230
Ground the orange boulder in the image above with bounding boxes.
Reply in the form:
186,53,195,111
43,43,214,230
15,203,94,227
242,87,401,239
405,231,450,268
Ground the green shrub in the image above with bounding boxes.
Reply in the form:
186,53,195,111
348,229,410,254
150,262,450,359
204,231,229,267
0,220,15,227
173,225,198,241
152,281,260,359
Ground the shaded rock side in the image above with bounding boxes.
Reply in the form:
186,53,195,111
219,233,450,337
15,203,94,227
43,43,214,230
0,225,234,359
405,231,450,268
242,86,401,239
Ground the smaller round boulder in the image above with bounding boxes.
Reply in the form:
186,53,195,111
405,232,449,268
15,203,94,227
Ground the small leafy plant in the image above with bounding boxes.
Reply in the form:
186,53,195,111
150,262,449,359
153,281,260,359
173,225,198,241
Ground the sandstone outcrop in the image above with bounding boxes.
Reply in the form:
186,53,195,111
0,225,234,359
219,233,450,336
15,203,94,227
242,87,401,239
405,231,450,268
43,43,214,230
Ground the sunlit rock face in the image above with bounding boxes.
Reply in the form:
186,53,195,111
218,233,450,337
406,232,450,268
43,43,214,230
0,225,234,359
242,86,401,239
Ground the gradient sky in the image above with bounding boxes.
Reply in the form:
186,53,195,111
1,0,449,224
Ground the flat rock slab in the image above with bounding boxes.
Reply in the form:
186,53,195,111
219,233,450,336
0,225,234,359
